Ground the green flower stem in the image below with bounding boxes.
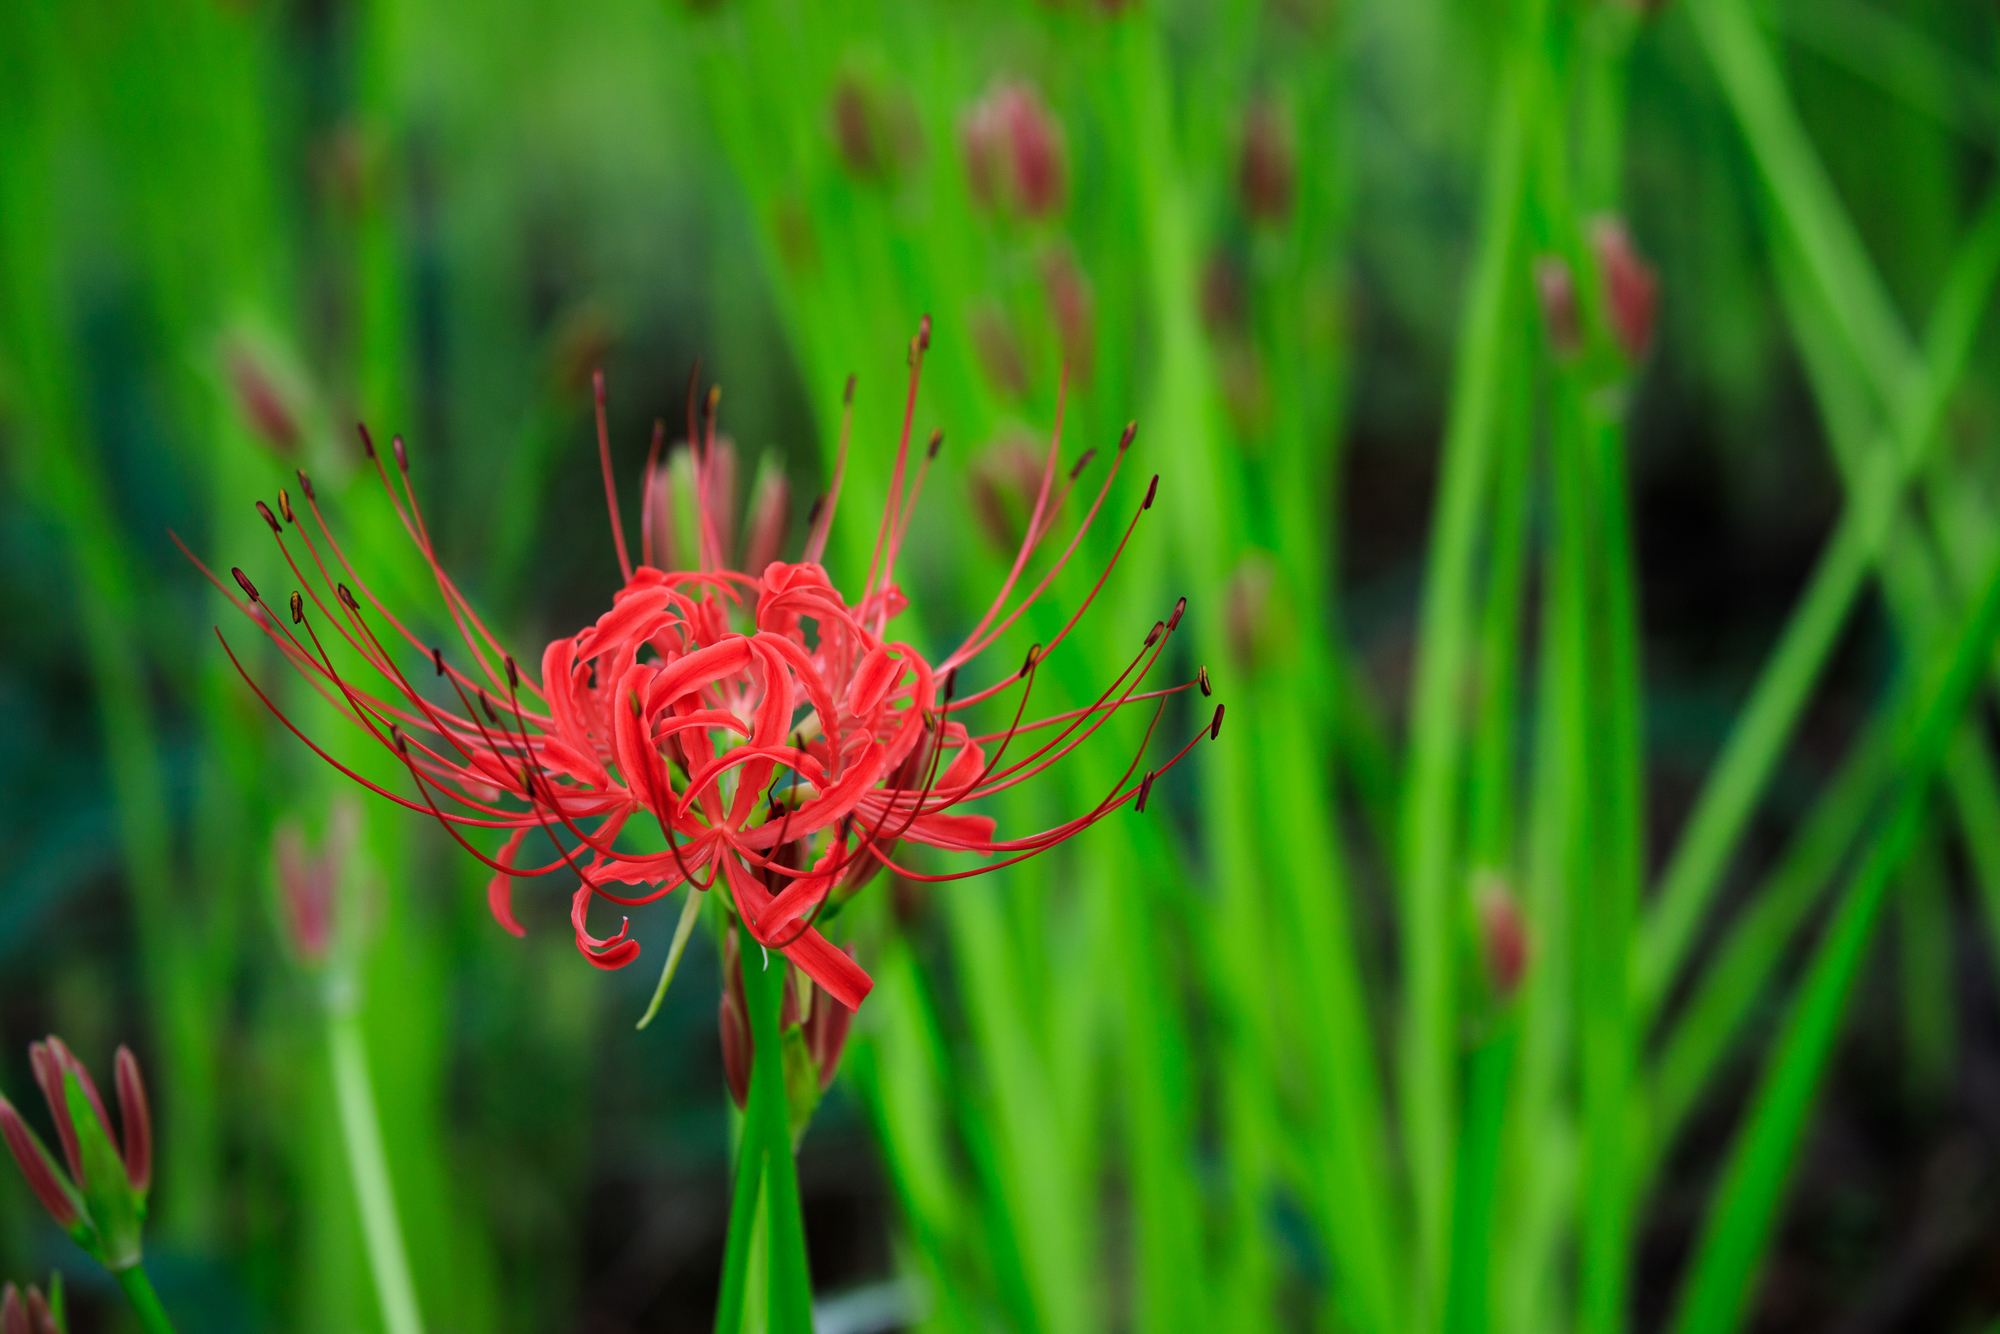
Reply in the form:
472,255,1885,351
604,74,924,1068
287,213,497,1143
113,1264,176,1334
328,1001,426,1334
716,944,813,1334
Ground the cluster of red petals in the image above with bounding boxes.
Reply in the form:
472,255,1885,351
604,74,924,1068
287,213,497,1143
195,319,1219,1013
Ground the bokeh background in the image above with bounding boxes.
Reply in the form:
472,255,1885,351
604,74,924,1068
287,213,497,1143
6,0,2000,1330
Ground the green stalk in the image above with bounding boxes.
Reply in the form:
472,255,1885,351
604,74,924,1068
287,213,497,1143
328,1002,427,1334
716,942,813,1334
112,1264,177,1334
1400,29,1538,1323
1666,540,2000,1334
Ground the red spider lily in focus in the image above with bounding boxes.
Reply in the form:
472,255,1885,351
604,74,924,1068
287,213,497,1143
189,318,1220,1014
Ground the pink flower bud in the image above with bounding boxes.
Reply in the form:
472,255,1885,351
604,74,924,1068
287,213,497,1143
0,1098,78,1230
1039,248,1096,386
743,464,790,576
804,976,856,1093
224,342,299,453
1533,255,1581,356
114,1047,151,1196
1238,101,1296,224
23,1287,55,1334
25,1045,80,1184
1474,875,1529,999
963,81,1066,219
276,823,334,964
2,1284,23,1334
971,305,1028,399
1589,215,1658,361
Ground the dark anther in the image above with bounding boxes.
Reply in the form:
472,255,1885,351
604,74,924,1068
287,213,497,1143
297,469,316,501
392,435,408,471
1069,448,1096,480
390,723,408,754
927,428,944,460
943,666,959,701
1198,665,1212,697
1119,421,1138,451
1168,596,1187,630
1144,474,1159,509
432,647,445,677
1210,704,1225,741
257,501,280,533
232,567,261,601
1021,643,1040,677
706,384,722,419
807,495,826,529
478,688,498,723
358,423,376,459
505,655,520,690
289,592,305,624
1145,621,1163,647
1136,771,1155,814
337,584,359,610
918,314,932,350
278,489,295,524
843,374,856,406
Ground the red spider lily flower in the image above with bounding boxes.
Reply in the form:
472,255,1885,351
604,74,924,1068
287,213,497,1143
190,319,1220,1015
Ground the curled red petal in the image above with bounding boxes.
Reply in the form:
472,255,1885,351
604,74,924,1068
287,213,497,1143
114,1045,151,1195
485,827,530,938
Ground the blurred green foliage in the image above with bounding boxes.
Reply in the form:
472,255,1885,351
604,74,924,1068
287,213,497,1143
4,0,2000,1331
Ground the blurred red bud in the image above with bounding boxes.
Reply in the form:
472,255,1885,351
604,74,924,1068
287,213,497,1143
971,305,1029,399
1474,875,1529,998
1590,215,1658,360
1040,247,1096,385
22,1289,55,1334
2,1284,23,1334
1238,100,1296,224
1534,255,1581,356
963,80,1067,219
276,823,335,964
0,1099,78,1230
224,343,300,453
743,464,791,575
804,974,856,1093
113,1047,151,1197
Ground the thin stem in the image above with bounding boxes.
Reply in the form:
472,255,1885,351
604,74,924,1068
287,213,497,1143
328,1002,427,1334
113,1264,177,1334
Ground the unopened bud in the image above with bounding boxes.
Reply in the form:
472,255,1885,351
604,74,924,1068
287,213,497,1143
112,1048,150,1196
224,342,301,453
0,1097,78,1230
1238,100,1296,224
1474,874,1529,998
744,461,791,575
963,80,1067,219
971,304,1028,399
1040,247,1096,384
1589,215,1658,361
803,962,857,1093
1533,255,1581,356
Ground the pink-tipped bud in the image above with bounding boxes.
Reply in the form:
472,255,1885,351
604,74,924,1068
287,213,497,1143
744,464,791,576
113,1047,150,1196
1040,247,1096,385
45,1041,110,1191
0,1097,77,1230
224,342,300,454
1589,215,1658,361
1533,255,1581,356
1474,874,1529,999
1238,100,1296,224
971,305,1028,399
1226,554,1278,674
803,967,856,1093
26,1046,78,1184
276,824,334,964
22,1288,54,1334
719,990,751,1112
2,1283,23,1334
963,80,1067,219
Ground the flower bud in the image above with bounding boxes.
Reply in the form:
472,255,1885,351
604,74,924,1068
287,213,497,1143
967,435,1056,555
1589,215,1658,361
276,822,335,965
113,1049,151,1198
1533,255,1581,357
1474,873,1529,999
2,1285,22,1334
963,81,1067,219
1039,247,1096,386
1238,100,1296,224
4,1040,152,1270
971,305,1029,399
743,459,791,576
0,1098,79,1230
23,1285,60,1334
803,980,856,1094
224,341,300,454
